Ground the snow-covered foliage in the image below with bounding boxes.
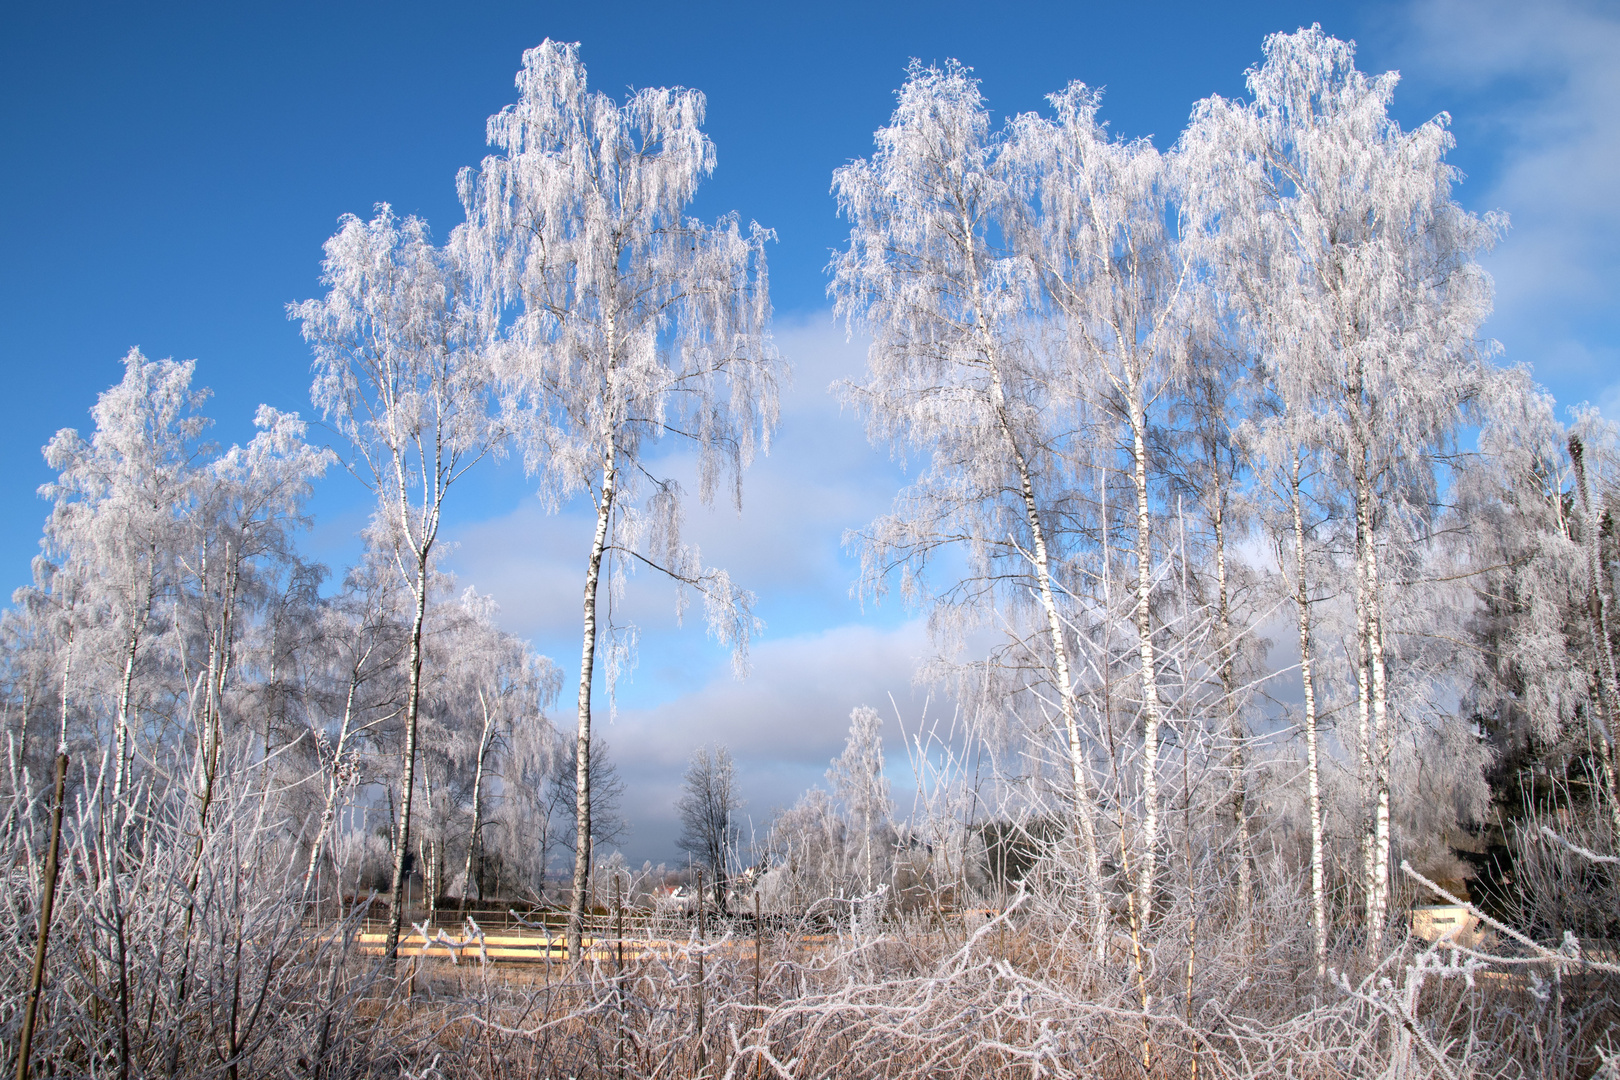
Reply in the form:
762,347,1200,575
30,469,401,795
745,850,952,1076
455,39,782,958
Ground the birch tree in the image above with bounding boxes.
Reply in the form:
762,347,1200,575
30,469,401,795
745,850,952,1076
40,349,208,810
827,705,894,893
435,588,561,906
292,205,501,959
161,407,329,1044
298,561,406,907
1183,26,1502,946
1569,415,1620,802
1008,84,1191,928
1241,412,1334,972
176,407,329,847
455,40,780,958
831,60,1108,951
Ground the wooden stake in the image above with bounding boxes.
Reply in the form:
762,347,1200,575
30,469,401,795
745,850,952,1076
753,889,763,1080
614,875,624,1079
16,751,67,1080
695,868,706,1076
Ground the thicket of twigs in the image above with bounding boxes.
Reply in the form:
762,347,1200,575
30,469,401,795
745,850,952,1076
2,750,1615,1080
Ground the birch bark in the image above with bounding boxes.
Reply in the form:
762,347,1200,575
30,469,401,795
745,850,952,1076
1290,452,1327,975
454,42,778,960
460,689,498,907
569,454,616,960
385,553,431,954
302,660,364,907
1211,449,1251,921
1129,389,1163,926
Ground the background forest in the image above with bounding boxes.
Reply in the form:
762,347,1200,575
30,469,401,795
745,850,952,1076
1,13,1618,1080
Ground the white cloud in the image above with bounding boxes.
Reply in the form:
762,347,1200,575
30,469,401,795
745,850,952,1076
1400,0,1620,414
595,619,939,865
443,313,904,646
435,313,945,864
1600,382,1620,420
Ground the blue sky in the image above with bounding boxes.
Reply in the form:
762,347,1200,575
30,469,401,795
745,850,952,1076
4,0,1616,863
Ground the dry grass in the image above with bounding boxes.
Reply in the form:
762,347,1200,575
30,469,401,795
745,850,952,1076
2,760,1615,1078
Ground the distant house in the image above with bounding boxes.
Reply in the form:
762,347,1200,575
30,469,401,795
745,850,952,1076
1409,904,1484,947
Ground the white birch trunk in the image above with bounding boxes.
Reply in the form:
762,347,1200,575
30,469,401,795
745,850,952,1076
423,768,439,919
1354,456,1392,951
460,689,497,907
301,660,363,907
1291,453,1327,976
111,625,140,811
967,221,1106,956
56,629,73,757
1212,457,1251,921
569,451,617,962
384,554,430,961
111,551,158,813
1354,463,1375,933
1008,406,1106,957
1130,386,1161,927
1367,550,1392,951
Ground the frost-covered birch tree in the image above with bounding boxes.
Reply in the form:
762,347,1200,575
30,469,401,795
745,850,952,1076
298,561,405,907
1008,84,1191,928
39,350,208,810
455,40,780,959
831,60,1110,950
827,705,894,893
176,408,329,848
431,588,560,906
292,206,501,959
1183,26,1502,946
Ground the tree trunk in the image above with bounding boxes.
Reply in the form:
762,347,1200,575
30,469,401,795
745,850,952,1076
460,690,497,910
1291,453,1327,976
1212,452,1251,922
1367,557,1392,951
56,629,73,756
423,771,439,921
1354,458,1391,952
302,662,363,907
570,454,617,962
385,554,431,963
111,627,139,811
111,558,156,812
1007,415,1105,958
1570,435,1620,829
1354,462,1375,934
1130,386,1161,928
969,222,1105,958
15,751,68,1080
11,684,33,811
